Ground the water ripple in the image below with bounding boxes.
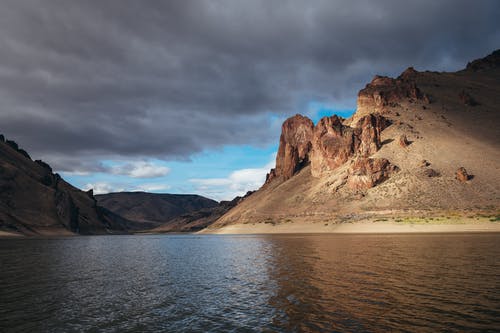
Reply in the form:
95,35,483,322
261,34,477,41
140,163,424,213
1,233,500,332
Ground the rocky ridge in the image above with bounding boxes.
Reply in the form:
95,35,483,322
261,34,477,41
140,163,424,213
265,111,395,190
0,136,137,235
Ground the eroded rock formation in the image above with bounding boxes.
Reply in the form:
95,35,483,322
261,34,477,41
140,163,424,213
310,114,390,177
267,114,313,182
355,68,430,119
399,134,410,148
309,115,359,177
266,112,394,187
455,167,471,182
347,158,399,190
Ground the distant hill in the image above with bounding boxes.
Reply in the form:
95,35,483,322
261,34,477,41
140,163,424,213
0,137,134,236
150,191,254,232
95,192,218,227
211,50,500,229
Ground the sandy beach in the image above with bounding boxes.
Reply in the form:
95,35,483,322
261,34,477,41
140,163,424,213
0,230,24,238
201,218,500,235
0,228,76,238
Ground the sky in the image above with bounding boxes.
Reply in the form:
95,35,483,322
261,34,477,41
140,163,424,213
1,1,499,200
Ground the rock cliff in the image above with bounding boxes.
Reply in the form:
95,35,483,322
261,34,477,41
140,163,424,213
267,114,314,183
266,112,391,184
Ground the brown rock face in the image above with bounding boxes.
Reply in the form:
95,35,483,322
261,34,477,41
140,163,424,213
274,114,314,180
423,168,440,177
347,158,399,190
356,114,390,156
355,68,430,119
399,134,410,148
455,167,471,182
265,168,277,184
466,49,500,71
310,114,390,177
309,115,360,177
267,113,392,182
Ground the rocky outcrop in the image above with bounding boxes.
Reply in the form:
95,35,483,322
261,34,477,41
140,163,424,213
420,159,431,167
309,115,359,177
466,49,500,71
267,114,314,182
266,113,391,182
310,114,390,177
423,168,440,178
399,134,410,148
347,158,399,190
455,167,471,182
264,65,439,186
356,114,391,156
355,68,430,119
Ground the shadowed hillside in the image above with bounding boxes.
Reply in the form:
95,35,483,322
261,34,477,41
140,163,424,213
96,192,218,228
0,137,137,235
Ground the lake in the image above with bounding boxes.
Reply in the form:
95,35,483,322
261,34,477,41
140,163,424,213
1,233,499,332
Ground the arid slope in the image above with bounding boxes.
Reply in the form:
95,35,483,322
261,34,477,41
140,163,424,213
211,51,500,228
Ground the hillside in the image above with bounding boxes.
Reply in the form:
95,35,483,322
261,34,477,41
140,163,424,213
150,191,253,232
96,192,218,228
0,137,135,236
209,50,500,229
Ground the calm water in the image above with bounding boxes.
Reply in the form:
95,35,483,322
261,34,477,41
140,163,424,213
1,234,500,332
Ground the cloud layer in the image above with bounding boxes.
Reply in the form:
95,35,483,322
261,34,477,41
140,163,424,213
1,0,499,172
83,181,171,195
190,159,275,201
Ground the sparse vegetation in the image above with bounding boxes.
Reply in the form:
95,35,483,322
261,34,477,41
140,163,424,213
263,218,276,225
490,215,500,222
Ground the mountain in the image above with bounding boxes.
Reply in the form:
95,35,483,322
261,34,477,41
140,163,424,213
150,191,254,232
95,192,218,228
211,50,500,228
0,137,133,236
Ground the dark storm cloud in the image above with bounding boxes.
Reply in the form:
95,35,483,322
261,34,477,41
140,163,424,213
1,0,499,170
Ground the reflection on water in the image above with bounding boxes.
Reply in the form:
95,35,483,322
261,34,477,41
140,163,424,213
1,234,499,332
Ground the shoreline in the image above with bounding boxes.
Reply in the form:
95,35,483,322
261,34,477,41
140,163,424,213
3,219,499,238
0,230,25,238
200,219,500,235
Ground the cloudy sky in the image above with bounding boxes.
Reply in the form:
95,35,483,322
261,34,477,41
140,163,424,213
1,0,499,200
